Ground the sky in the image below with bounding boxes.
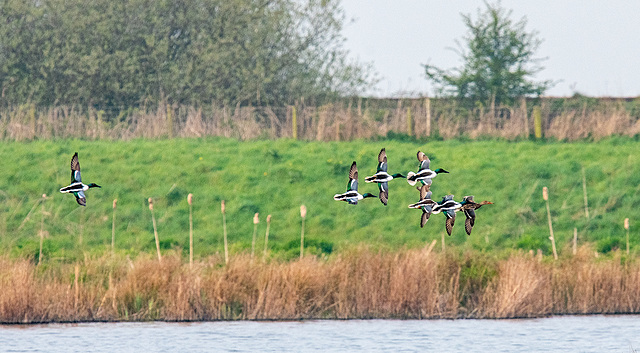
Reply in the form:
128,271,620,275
340,0,640,98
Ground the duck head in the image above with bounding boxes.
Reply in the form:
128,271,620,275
88,183,101,188
434,168,449,174
362,193,377,199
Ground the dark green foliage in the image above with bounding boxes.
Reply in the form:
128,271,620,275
424,1,553,107
0,0,374,109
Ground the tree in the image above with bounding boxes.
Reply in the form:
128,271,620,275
0,0,375,108
423,1,553,106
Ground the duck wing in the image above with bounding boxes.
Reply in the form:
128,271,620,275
74,190,87,206
377,148,388,172
463,209,476,235
420,209,431,228
378,182,388,205
70,152,82,183
444,209,456,236
347,161,358,191
417,151,430,170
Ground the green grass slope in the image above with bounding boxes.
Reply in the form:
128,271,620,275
1,137,639,261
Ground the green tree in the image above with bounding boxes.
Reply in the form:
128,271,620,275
0,0,374,108
423,1,553,106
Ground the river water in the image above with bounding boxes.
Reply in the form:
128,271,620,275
1,315,638,352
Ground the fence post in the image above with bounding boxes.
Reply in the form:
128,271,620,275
425,97,431,137
533,106,542,139
292,105,298,140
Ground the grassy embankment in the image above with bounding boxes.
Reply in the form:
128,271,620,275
1,137,638,260
1,137,639,322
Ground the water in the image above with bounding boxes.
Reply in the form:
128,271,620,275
1,316,638,352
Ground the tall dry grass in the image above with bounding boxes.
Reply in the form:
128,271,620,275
2,246,640,323
1,99,638,141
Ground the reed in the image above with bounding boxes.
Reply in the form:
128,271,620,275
543,187,558,260
1,247,640,323
300,205,306,260
625,218,630,255
188,194,193,267
112,199,117,255
251,213,259,261
149,198,162,262
221,200,228,265
264,215,272,258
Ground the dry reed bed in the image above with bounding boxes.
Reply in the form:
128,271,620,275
1,247,640,323
1,100,639,141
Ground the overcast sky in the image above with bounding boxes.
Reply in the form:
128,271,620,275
341,0,640,98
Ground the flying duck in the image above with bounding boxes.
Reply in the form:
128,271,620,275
59,152,101,206
333,161,376,205
364,148,405,205
408,184,437,227
406,151,449,186
459,196,493,235
430,195,462,236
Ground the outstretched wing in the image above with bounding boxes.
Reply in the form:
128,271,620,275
74,190,87,206
417,151,430,170
444,209,456,236
347,161,358,191
70,152,82,183
464,209,476,225
420,208,432,228
465,217,473,235
419,184,431,200
377,148,388,172
378,182,388,205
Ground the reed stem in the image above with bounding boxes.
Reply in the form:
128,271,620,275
149,198,162,262
222,200,228,265
188,194,193,268
543,187,558,260
112,199,117,255
582,167,589,219
264,215,271,258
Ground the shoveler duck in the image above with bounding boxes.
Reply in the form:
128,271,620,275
59,152,101,206
459,196,493,235
364,148,405,205
430,195,462,236
333,161,376,205
408,184,436,227
406,151,448,186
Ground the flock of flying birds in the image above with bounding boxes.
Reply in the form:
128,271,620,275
333,149,493,236
57,150,491,236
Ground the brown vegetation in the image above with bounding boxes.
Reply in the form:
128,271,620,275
1,98,639,141
2,246,640,323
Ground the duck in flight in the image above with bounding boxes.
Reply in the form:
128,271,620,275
459,196,493,235
59,152,101,206
334,161,376,205
364,148,405,205
408,184,437,228
406,151,448,187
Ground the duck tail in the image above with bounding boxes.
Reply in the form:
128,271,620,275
364,175,375,183
406,171,417,186
333,194,342,201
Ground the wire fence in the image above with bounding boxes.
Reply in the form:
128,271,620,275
1,98,639,141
